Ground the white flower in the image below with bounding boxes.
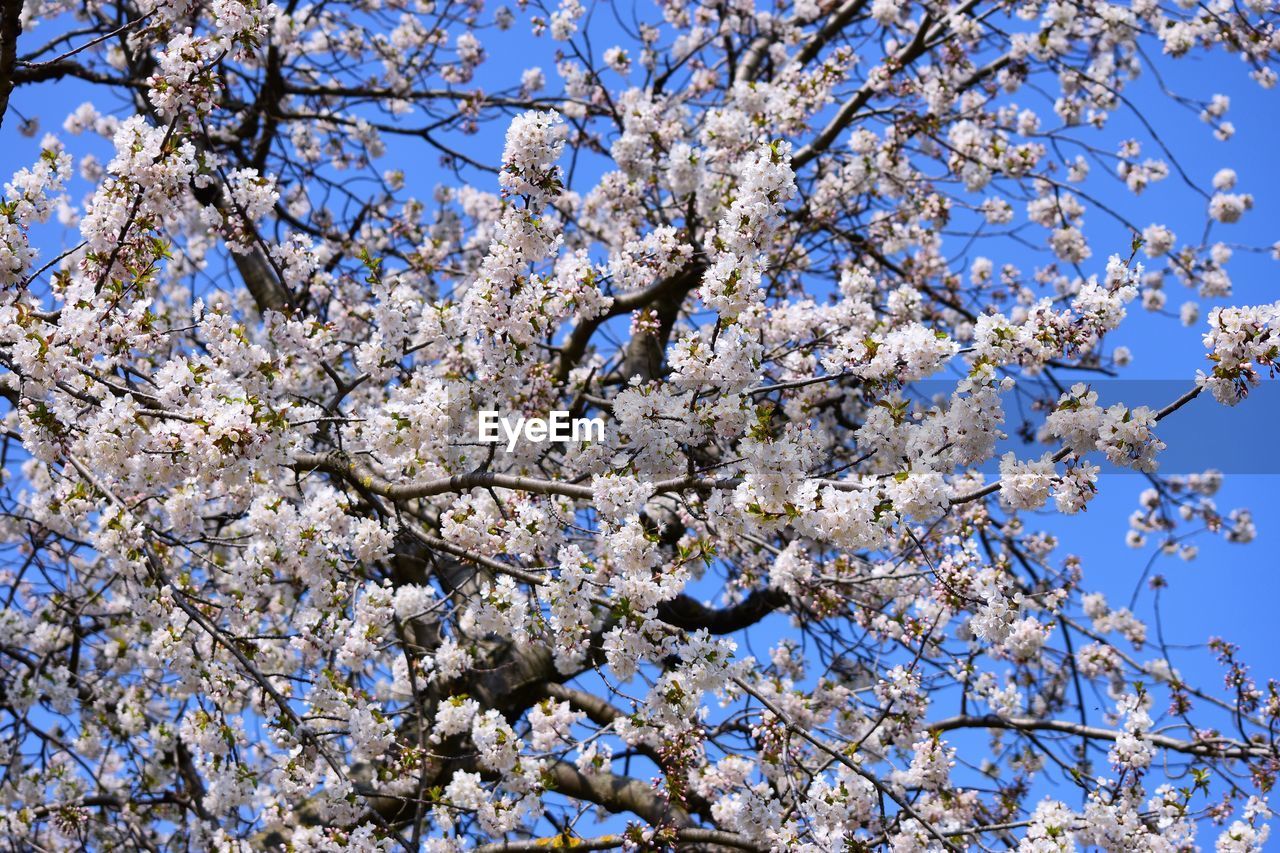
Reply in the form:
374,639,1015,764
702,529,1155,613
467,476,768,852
999,452,1056,510
1141,224,1176,257
603,46,630,73
392,584,436,622
1049,226,1091,262
433,697,480,740
521,66,545,93
1209,192,1253,223
1108,692,1154,770
499,110,566,200
893,736,955,791
591,472,650,523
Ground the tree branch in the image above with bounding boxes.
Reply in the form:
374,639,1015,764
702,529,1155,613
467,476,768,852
545,761,692,828
928,713,1275,761
656,588,789,634
0,0,25,129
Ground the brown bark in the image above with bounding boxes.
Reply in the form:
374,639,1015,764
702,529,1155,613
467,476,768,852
0,0,23,129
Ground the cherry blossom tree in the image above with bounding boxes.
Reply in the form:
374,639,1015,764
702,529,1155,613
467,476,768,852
1,0,1279,849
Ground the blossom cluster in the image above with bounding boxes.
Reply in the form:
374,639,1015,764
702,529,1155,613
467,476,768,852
0,0,1278,849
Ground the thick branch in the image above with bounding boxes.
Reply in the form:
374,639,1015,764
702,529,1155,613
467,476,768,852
0,0,23,128
473,828,763,852
545,761,691,828
296,452,595,502
190,172,292,313
8,58,143,89
928,714,1275,761
788,0,869,74
656,588,789,634
556,263,705,384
